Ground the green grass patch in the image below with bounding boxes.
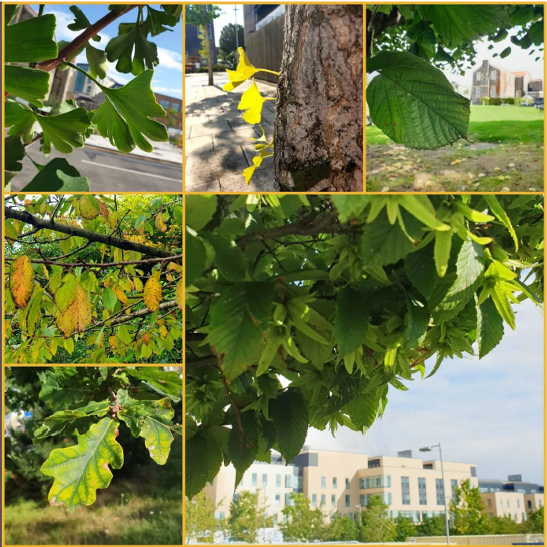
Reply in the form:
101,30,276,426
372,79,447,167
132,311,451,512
367,105,544,145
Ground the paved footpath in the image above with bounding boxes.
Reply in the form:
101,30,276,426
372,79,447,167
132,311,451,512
184,73,276,192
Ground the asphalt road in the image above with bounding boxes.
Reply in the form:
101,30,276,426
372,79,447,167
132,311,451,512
13,142,183,193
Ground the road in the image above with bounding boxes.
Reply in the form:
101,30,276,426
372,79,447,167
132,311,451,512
13,142,183,193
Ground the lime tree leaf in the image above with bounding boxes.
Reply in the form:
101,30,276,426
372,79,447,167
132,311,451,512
86,43,108,79
5,136,25,185
20,158,90,192
38,109,92,154
228,412,259,486
186,195,218,232
5,13,57,62
40,417,124,512
270,389,308,463
419,5,508,46
93,70,168,153
476,297,504,358
366,51,470,149
186,429,223,499
5,65,50,108
208,282,274,380
333,287,368,356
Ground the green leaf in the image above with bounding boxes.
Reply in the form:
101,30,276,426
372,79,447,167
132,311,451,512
93,71,168,153
434,229,453,277
185,429,223,499
419,5,508,46
208,283,274,380
20,158,90,192
228,412,259,487
332,195,369,223
483,195,518,251
86,43,109,79
38,109,92,154
476,297,504,358
366,51,470,149
403,297,428,349
40,417,124,512
5,13,57,62
102,287,117,312
204,233,246,282
270,389,308,463
491,284,516,330
5,5,20,24
398,195,450,231
5,135,25,185
346,386,384,430
186,195,218,232
124,369,182,402
5,100,36,143
186,228,207,286
404,243,438,299
147,5,178,35
500,47,511,59
5,65,50,108
333,287,368,356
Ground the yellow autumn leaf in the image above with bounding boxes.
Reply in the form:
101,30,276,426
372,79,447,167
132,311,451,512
176,279,183,311
68,285,92,333
238,80,266,125
155,213,167,232
133,277,143,292
242,149,273,184
250,125,274,151
143,277,162,311
56,308,75,338
79,195,101,220
10,255,34,308
114,287,128,304
99,200,109,220
223,47,258,91
159,325,168,338
166,273,174,282
142,332,151,345
109,335,118,350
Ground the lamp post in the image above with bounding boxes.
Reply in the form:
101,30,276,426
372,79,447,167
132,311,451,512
234,6,239,50
420,443,450,545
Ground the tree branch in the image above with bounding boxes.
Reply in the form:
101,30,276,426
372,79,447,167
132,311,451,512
4,254,183,268
35,5,137,72
185,355,218,370
236,211,339,248
108,300,178,326
5,206,177,258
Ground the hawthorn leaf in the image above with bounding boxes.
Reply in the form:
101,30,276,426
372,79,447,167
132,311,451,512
93,71,168,153
366,51,470,149
20,158,90,192
5,13,57,62
41,417,124,512
5,65,51,108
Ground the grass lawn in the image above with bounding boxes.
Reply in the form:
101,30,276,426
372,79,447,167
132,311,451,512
366,105,544,145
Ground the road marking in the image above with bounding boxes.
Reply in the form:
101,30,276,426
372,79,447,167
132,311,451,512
80,160,182,183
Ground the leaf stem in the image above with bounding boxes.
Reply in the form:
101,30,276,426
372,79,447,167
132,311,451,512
259,69,280,76
64,61,103,88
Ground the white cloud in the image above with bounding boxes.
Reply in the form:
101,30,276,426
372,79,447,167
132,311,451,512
44,9,110,44
158,47,183,71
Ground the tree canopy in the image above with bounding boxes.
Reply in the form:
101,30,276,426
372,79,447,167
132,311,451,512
5,194,183,364
185,194,544,498
366,4,544,149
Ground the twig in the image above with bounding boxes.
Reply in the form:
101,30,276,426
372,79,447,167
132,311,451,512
4,254,183,268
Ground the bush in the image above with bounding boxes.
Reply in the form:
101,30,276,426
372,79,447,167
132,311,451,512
480,97,490,105
196,65,226,73
483,97,523,106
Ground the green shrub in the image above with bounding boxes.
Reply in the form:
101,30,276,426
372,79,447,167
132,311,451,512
196,65,226,73
480,97,490,105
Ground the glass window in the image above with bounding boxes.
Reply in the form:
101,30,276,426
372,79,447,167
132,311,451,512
528,500,532,509
451,479,458,502
262,474,267,487
333,477,338,489
331,494,336,507
252,473,257,486
345,495,350,507
321,476,326,488
345,478,350,489
285,493,292,506
517,499,520,508
419,478,427,506
436,479,444,505
275,494,280,507
160,99,170,109
402,477,411,505
507,500,510,508
487,499,492,509
312,494,317,508
170,103,180,112
321,494,326,506
276,474,281,487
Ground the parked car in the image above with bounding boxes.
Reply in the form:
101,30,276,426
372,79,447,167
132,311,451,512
532,97,544,110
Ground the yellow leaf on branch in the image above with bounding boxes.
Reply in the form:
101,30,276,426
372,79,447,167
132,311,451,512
143,277,162,311
10,255,34,308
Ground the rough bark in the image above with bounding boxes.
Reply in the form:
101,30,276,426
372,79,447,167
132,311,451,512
274,5,363,192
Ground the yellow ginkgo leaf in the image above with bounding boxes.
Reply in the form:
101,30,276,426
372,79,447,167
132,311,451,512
223,47,258,91
238,80,266,125
242,149,273,184
250,125,274,151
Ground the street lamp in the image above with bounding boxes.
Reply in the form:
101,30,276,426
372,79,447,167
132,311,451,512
420,443,450,545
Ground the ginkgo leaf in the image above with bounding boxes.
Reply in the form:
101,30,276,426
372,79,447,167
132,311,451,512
38,109,92,155
238,80,267,124
93,70,168,153
41,417,124,512
5,13,57,62
243,150,273,184
86,43,108,79
67,6,100,41
5,65,51,108
146,5,178,36
223,47,258,91
20,158,90,192
175,279,183,311
143,277,162,311
366,51,470,149
5,100,37,143
80,195,101,220
10,255,34,308
5,136,25,186
68,285,92,333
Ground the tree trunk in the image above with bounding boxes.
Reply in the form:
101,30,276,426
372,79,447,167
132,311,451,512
206,23,214,86
274,5,363,192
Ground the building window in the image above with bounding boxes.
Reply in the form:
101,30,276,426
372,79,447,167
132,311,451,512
160,99,170,109
451,479,458,502
507,500,510,508
276,474,281,487
345,495,350,507
333,477,338,489
252,473,257,486
436,479,445,505
345,478,350,489
360,475,392,489
321,494,326,506
402,477,411,505
471,467,477,477
528,500,532,509
321,477,326,489
312,494,317,508
275,494,280,507
418,478,427,506
171,103,180,112
332,494,336,507
487,499,492,509
262,474,267,487
368,459,380,468
491,70,498,81
517,499,520,509
285,493,293,507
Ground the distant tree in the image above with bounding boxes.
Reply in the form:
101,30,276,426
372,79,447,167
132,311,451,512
394,514,417,541
416,515,447,537
186,5,222,86
325,514,358,541
522,506,544,533
185,491,219,543
489,515,520,535
227,491,271,543
450,479,491,535
281,493,326,542
357,495,396,543
219,23,244,54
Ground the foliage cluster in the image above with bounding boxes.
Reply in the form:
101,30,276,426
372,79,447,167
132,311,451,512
185,194,544,497
366,4,544,149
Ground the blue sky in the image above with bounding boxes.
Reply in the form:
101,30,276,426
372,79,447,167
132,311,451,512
38,4,182,98
307,299,544,485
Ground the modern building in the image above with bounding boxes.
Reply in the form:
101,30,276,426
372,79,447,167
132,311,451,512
185,23,217,71
471,60,544,104
479,476,544,523
204,448,480,526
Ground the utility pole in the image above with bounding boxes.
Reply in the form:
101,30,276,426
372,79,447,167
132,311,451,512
234,5,239,49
